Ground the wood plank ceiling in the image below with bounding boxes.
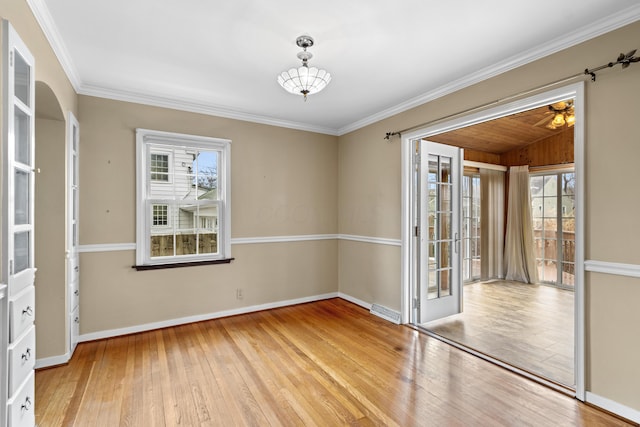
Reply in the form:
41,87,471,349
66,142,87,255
427,105,569,154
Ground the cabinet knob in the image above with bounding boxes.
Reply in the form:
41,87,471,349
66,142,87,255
21,396,32,412
22,306,33,316
21,348,31,361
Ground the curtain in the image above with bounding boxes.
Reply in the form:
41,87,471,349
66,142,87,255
480,168,505,280
504,165,538,283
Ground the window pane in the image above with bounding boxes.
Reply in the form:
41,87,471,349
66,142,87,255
561,173,575,196
439,242,451,268
562,196,575,218
428,155,438,182
14,51,30,107
195,151,218,198
15,108,30,165
14,169,29,225
439,184,451,211
14,231,30,273
440,268,451,297
440,156,451,183
544,175,557,196
562,262,575,286
151,234,174,258
543,197,556,217
530,176,543,196
150,153,169,182
439,213,451,240
531,197,543,218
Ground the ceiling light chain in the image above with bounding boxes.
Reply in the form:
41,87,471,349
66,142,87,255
277,35,331,101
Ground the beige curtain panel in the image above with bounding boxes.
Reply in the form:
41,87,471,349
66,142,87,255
480,168,505,280
504,166,538,284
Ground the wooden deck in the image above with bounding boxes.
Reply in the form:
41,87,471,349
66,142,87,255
423,280,574,387
36,298,630,426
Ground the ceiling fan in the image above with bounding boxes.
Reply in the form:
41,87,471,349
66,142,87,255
534,100,575,129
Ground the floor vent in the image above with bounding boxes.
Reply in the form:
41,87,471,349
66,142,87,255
370,304,401,324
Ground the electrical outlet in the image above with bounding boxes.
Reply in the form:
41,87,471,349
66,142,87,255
236,288,243,300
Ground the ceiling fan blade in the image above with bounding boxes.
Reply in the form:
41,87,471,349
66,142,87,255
533,114,553,127
625,49,637,59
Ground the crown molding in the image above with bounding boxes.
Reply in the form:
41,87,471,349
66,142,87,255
337,4,640,135
26,0,82,91
25,0,640,136
79,83,340,136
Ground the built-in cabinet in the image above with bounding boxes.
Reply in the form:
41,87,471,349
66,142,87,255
67,113,80,355
2,20,37,427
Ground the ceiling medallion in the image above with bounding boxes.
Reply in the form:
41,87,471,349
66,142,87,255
277,35,331,101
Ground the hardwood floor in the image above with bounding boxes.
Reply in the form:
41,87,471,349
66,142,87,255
35,298,631,426
422,280,574,387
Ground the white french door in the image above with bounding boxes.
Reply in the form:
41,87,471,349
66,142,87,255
417,140,463,323
2,21,36,298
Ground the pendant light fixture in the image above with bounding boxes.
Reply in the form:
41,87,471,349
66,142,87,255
277,35,331,101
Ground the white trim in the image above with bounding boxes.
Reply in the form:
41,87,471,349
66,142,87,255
35,352,72,370
78,292,339,343
25,0,81,91
25,0,640,136
231,234,339,245
77,243,136,253
338,234,402,247
586,392,640,424
585,260,640,279
81,84,339,136
337,292,372,310
463,161,507,172
76,234,405,252
401,82,586,400
337,4,640,135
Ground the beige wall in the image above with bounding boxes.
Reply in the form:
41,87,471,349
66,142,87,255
34,116,67,358
78,95,338,332
338,21,640,411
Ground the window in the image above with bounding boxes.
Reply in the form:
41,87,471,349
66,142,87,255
150,153,170,181
136,129,231,266
530,170,575,287
462,174,481,281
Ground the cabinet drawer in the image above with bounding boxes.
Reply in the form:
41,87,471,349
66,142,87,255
9,286,35,341
8,325,36,396
70,279,80,311
7,372,35,427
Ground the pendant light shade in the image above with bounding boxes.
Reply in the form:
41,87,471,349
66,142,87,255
277,35,331,100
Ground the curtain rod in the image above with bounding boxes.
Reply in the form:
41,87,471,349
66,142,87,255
384,49,639,141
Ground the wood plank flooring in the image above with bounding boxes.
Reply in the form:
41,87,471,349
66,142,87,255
35,298,631,426
423,280,574,386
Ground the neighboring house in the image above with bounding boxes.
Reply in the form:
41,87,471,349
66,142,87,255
148,147,219,257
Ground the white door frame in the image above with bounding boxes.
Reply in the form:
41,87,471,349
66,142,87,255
400,82,585,400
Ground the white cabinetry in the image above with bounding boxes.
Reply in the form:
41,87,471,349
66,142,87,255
2,20,36,427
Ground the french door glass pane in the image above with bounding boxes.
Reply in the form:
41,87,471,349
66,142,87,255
14,51,30,107
14,231,30,273
15,108,31,165
440,269,451,296
14,169,29,224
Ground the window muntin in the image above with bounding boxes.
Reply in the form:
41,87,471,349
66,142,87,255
136,129,231,266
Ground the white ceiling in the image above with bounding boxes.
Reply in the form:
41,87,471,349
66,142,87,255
32,0,640,135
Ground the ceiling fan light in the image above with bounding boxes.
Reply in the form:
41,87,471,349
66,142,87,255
552,113,565,127
566,114,576,127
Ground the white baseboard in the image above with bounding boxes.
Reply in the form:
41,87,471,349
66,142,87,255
586,392,640,424
78,292,340,343
338,292,372,310
36,351,72,369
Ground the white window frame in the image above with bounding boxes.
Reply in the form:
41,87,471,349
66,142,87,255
136,128,231,266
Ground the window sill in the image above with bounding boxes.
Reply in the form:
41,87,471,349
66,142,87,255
133,258,234,271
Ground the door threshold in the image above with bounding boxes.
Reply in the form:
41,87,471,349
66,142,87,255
410,324,576,397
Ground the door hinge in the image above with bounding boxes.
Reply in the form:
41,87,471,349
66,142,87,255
414,225,420,237
9,260,13,275
413,298,420,309
9,51,13,67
